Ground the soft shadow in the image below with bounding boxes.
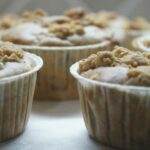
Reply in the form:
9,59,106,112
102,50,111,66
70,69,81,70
88,135,119,150
0,131,25,147
31,100,82,118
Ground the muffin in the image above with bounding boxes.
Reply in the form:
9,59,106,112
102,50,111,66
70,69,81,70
0,9,118,100
132,35,150,52
123,17,150,49
0,42,43,141
70,46,150,149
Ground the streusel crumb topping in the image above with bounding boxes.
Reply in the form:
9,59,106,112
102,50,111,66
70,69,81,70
0,42,24,62
0,15,18,29
144,40,150,48
21,9,47,21
79,46,150,72
127,68,150,86
82,13,109,28
126,17,150,30
48,22,84,39
64,7,85,19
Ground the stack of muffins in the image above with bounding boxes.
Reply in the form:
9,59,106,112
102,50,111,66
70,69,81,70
0,7,150,149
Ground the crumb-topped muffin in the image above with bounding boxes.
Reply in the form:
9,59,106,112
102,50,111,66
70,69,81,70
79,46,150,86
0,42,36,77
0,8,126,47
0,8,118,47
70,46,150,149
0,42,42,141
0,8,118,100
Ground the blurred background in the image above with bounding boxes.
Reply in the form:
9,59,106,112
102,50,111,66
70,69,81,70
0,0,149,19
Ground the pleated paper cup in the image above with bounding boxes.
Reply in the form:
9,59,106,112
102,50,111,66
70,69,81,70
132,35,150,52
0,52,43,142
70,62,150,150
17,41,114,100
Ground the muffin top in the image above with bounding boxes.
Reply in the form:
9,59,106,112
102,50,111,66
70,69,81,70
0,42,35,79
0,8,126,47
79,46,150,86
64,8,127,28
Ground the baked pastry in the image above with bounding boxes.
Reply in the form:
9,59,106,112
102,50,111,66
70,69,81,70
0,9,118,47
0,9,117,100
70,46,150,149
0,42,43,141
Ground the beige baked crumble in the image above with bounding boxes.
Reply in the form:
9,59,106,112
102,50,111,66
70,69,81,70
64,7,85,19
144,40,150,47
48,22,84,39
125,17,150,30
21,9,47,22
0,42,24,62
0,15,19,29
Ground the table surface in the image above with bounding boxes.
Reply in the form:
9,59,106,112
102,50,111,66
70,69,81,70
0,100,116,150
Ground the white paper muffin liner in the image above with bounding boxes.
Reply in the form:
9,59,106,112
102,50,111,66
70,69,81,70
17,41,114,100
70,62,150,150
0,53,43,142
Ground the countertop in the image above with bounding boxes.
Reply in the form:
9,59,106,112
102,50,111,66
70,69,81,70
0,100,115,150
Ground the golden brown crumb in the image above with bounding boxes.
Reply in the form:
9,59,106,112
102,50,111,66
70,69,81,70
126,17,150,30
96,51,114,67
127,69,142,77
144,52,150,59
98,11,117,20
49,23,84,39
79,54,97,72
83,13,109,28
21,9,47,21
64,7,85,19
79,46,150,73
121,53,150,67
127,69,150,86
0,15,18,29
144,40,150,48
0,20,12,29
113,46,131,58
81,11,118,28
0,42,24,62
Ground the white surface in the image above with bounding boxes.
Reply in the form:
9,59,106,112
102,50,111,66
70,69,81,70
0,100,115,150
